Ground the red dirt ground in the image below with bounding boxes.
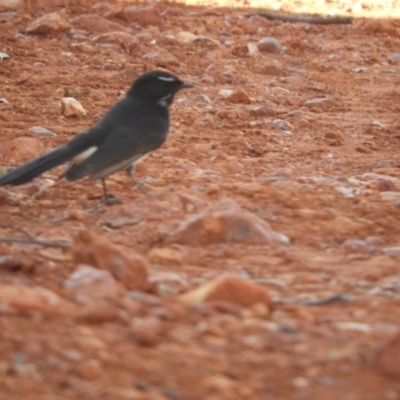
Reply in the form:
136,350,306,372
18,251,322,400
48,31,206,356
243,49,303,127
0,0,400,399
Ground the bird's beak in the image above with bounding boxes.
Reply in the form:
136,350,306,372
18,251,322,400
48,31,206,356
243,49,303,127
179,81,194,89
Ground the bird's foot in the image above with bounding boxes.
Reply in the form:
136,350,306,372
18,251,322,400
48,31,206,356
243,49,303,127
100,195,121,204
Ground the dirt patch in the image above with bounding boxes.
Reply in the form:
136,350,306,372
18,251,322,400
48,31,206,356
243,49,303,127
0,0,400,398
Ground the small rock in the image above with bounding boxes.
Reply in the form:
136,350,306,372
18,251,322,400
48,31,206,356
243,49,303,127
0,283,73,315
257,37,283,54
114,5,162,27
30,126,56,137
72,231,149,291
389,54,400,62
148,247,183,267
180,275,273,311
216,109,237,120
361,173,400,191
0,52,10,61
256,63,287,77
250,105,278,117
218,89,233,98
61,97,87,118
142,50,179,68
26,13,72,35
340,239,371,253
231,44,251,57
64,265,120,301
304,97,335,109
161,198,289,245
175,31,197,44
130,316,164,346
273,119,293,133
355,145,372,154
63,86,91,98
226,88,250,104
94,32,140,53
71,14,127,34
0,137,45,161
324,131,345,141
376,160,398,168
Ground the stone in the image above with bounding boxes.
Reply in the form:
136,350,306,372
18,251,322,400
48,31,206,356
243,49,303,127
94,32,141,53
72,230,149,291
175,31,197,44
257,37,283,54
257,63,288,77
30,126,56,137
0,137,45,162
143,50,179,68
376,332,400,379
226,88,250,104
114,5,162,27
361,173,400,192
324,131,345,141
231,44,251,57
250,105,278,117
161,198,289,245
0,0,21,10
130,316,164,346
0,283,74,315
148,247,183,267
71,14,127,34
26,13,72,35
304,97,335,109
61,97,87,118
180,276,273,311
64,265,121,301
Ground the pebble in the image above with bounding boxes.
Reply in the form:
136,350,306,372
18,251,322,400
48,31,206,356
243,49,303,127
94,32,141,53
257,37,283,54
226,88,250,104
26,12,72,35
61,97,87,118
114,4,163,27
389,54,400,62
324,131,345,141
161,198,289,245
175,31,197,44
30,126,57,137
340,238,372,253
72,230,149,291
130,317,164,347
0,283,74,315
273,119,293,133
304,97,335,109
148,247,183,267
71,13,127,34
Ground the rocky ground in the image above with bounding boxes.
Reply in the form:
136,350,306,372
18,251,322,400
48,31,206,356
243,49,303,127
0,0,400,399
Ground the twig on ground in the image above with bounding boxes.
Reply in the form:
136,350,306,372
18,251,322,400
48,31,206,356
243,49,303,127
274,293,353,305
0,224,71,249
248,12,352,25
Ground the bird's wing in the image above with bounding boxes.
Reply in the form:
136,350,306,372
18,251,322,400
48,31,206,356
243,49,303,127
64,125,166,181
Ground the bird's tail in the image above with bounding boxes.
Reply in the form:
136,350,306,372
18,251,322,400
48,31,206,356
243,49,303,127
0,139,90,186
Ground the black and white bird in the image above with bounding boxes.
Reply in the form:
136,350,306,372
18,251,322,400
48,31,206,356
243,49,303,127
0,70,193,201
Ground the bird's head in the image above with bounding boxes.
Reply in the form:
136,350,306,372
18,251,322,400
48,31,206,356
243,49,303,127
128,70,193,106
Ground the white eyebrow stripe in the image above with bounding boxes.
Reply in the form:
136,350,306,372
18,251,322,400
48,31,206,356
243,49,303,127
158,76,176,82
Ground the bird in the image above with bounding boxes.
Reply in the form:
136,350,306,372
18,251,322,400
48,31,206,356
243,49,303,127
0,70,193,202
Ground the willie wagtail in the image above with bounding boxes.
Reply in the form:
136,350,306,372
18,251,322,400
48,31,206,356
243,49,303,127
0,70,193,201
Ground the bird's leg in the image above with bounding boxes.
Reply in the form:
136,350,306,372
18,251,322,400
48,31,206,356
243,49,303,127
100,178,121,204
126,165,148,195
